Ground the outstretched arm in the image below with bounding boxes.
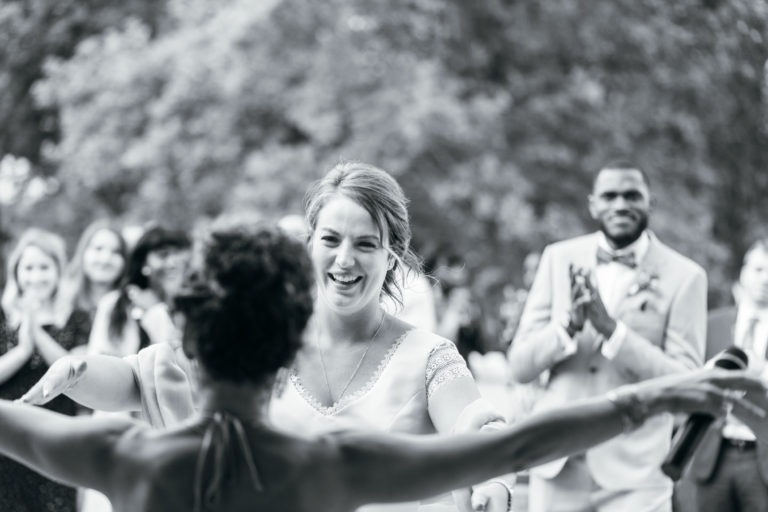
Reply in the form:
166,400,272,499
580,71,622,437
337,369,757,509
20,354,140,412
0,399,134,492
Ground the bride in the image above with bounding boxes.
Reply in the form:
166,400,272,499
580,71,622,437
2,220,766,512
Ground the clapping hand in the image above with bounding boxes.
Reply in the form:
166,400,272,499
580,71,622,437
565,265,591,336
17,310,37,354
126,285,162,313
580,272,617,339
18,356,87,405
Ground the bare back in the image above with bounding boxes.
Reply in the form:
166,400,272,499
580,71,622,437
107,418,351,512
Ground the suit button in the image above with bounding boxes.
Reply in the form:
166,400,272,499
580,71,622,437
589,366,598,374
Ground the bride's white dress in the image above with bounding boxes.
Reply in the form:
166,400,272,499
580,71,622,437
269,328,502,512
124,329,505,511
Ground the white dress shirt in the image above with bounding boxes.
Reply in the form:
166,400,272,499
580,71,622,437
723,302,768,441
555,232,650,360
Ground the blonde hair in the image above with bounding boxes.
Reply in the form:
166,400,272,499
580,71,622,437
1,228,68,328
58,220,127,319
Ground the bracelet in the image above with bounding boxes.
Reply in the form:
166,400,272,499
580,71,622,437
606,387,650,433
485,478,514,512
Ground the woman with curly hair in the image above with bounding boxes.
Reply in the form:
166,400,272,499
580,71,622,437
0,220,764,512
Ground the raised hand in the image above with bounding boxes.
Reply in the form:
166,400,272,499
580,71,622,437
565,264,592,336
18,356,87,405
126,285,162,312
17,313,36,354
580,272,617,339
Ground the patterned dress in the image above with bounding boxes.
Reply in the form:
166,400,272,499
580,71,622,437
0,310,91,512
269,328,500,512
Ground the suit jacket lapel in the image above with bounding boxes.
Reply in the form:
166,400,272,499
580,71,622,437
572,233,600,270
613,232,661,317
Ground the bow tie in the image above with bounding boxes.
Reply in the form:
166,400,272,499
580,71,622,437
596,247,637,268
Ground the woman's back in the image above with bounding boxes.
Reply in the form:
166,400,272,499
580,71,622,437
109,417,346,512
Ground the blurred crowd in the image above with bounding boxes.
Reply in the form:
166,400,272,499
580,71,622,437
0,159,766,512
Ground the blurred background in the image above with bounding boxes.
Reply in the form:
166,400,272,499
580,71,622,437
1,0,767,345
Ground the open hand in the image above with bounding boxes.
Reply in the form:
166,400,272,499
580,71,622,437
617,368,767,421
18,356,87,405
581,273,616,338
704,370,768,442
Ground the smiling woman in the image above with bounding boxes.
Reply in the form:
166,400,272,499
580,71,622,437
0,228,90,512
59,221,128,323
269,161,515,512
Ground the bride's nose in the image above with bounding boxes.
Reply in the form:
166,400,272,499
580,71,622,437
335,240,355,269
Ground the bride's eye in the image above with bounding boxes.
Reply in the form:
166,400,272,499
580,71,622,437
321,235,339,246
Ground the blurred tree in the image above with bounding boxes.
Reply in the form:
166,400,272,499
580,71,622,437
7,0,767,333
0,0,167,167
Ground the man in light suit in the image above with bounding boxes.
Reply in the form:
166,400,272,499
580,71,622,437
508,162,706,512
679,238,768,511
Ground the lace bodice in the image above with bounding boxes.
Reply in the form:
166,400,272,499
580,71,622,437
272,330,471,434
269,329,478,512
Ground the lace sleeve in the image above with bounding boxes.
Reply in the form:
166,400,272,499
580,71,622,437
425,340,472,400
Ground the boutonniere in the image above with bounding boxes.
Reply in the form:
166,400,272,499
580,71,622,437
627,269,660,298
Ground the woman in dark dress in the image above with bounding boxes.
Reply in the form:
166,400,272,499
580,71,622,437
0,228,89,512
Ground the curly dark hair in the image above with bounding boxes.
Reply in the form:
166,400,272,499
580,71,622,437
175,222,314,386
109,226,191,339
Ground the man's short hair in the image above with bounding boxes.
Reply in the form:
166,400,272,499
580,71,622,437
594,159,651,189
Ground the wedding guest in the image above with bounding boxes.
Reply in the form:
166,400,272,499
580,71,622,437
1,221,761,512
87,226,191,357
508,161,707,512
58,222,128,511
59,221,128,324
677,238,768,511
0,228,89,512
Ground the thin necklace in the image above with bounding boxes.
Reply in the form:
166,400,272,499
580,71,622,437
315,311,386,404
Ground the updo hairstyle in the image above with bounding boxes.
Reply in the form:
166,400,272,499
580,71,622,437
174,222,314,386
304,161,421,308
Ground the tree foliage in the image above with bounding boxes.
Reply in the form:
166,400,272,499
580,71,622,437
2,0,767,335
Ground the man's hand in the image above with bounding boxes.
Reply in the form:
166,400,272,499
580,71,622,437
582,274,617,339
565,265,591,337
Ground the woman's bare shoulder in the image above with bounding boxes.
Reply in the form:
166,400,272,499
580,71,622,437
110,423,354,512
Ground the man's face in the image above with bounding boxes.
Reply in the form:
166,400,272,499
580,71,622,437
589,168,651,249
740,247,768,307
